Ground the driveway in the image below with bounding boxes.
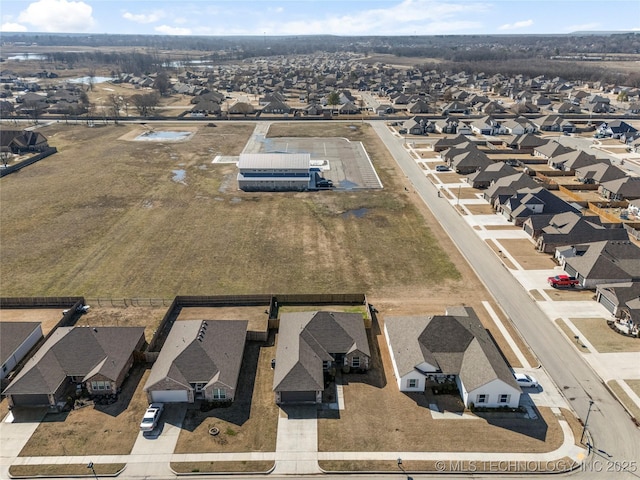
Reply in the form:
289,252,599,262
0,408,46,479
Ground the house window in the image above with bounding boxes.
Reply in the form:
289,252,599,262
499,394,510,404
213,388,226,400
91,381,110,391
192,382,205,393
322,361,330,371
407,379,418,388
476,394,488,404
352,357,360,368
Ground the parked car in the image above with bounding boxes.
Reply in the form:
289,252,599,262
435,164,450,172
547,274,580,288
140,403,164,431
514,373,538,388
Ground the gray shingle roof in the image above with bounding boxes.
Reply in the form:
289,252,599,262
145,320,247,392
0,322,41,366
3,326,144,395
385,307,519,392
273,311,369,393
564,240,640,280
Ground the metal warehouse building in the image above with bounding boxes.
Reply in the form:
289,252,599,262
237,153,311,191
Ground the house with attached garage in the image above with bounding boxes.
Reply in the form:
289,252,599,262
384,306,521,409
273,311,370,404
3,326,145,409
0,322,43,380
144,320,247,403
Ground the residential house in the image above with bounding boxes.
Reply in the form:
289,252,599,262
0,322,43,380
575,163,626,185
273,311,370,404
441,101,470,115
484,173,538,206
444,148,492,175
534,141,574,160
556,240,640,288
499,187,580,226
144,320,247,403
261,100,291,115
597,120,638,139
534,114,575,133
0,129,49,154
502,133,546,153
524,211,628,253
3,326,145,409
599,176,640,201
596,282,640,320
467,162,518,189
433,135,471,152
548,150,603,172
469,116,504,136
501,116,537,135
384,306,521,408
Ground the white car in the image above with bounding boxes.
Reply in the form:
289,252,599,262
514,373,539,388
140,403,164,431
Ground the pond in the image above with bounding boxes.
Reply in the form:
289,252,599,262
68,76,113,84
172,169,186,182
134,131,193,141
6,54,47,61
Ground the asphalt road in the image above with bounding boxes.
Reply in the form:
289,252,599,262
370,121,640,480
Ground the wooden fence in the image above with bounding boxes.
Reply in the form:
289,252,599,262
0,147,57,178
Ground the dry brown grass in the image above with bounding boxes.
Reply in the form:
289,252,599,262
318,317,563,453
9,464,125,477
79,306,166,344
606,381,640,423
174,337,278,453
465,204,495,215
544,289,596,302
170,461,274,473
1,122,462,301
485,240,517,270
627,379,640,397
570,318,640,353
495,239,557,270
559,408,584,447
555,319,590,353
0,309,63,336
19,365,150,456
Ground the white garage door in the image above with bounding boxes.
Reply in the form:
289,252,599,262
150,390,189,403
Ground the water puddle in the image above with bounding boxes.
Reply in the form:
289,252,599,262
172,169,186,183
135,131,192,141
341,208,368,218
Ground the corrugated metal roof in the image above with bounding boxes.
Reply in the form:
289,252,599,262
238,153,310,170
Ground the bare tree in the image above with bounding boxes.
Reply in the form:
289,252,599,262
130,92,160,117
153,71,171,96
107,94,124,124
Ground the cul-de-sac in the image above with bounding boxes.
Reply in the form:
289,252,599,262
1,9,640,480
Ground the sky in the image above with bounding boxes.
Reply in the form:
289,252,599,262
1,0,639,36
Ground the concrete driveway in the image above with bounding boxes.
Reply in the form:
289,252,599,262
0,408,46,479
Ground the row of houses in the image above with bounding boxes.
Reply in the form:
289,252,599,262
2,306,525,411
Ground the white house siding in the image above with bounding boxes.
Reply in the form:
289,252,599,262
399,371,426,392
1,324,42,380
466,378,520,408
383,323,401,387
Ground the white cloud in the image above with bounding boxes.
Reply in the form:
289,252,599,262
155,25,192,35
1,22,28,32
17,0,95,32
498,19,533,30
257,0,489,36
123,11,165,24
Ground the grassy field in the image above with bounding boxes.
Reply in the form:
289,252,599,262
9,464,125,477
170,461,274,474
606,380,640,423
1,121,461,301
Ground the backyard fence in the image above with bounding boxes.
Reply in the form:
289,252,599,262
0,147,57,178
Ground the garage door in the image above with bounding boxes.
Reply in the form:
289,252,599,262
150,390,189,403
280,391,316,403
10,394,49,406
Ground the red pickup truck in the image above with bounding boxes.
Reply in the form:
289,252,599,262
547,274,580,288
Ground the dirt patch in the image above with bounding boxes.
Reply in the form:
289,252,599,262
569,318,640,353
483,225,521,230
19,365,150,456
495,239,556,270
0,309,64,336
117,125,199,142
464,204,495,215
559,408,585,447
177,306,269,333
78,306,166,343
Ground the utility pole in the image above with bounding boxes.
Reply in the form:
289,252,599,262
580,400,595,444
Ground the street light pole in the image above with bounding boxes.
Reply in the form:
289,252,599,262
87,461,98,480
580,400,595,444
